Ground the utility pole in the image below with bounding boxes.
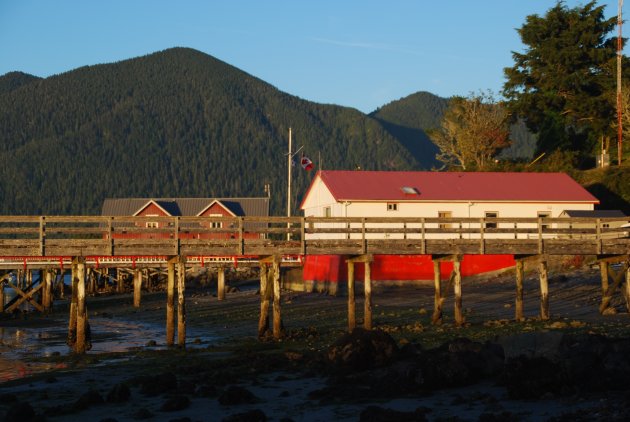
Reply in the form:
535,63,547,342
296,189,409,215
618,0,624,165
287,128,292,240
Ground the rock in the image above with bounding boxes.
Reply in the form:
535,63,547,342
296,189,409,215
4,402,37,422
218,386,258,405
501,356,567,399
160,394,190,411
359,405,428,421
135,372,178,396
222,409,267,422
602,307,617,315
106,383,131,403
74,388,104,410
327,328,399,371
131,407,153,420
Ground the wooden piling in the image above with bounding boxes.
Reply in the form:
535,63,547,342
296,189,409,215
539,260,549,320
67,262,78,348
258,263,270,337
599,261,611,313
166,260,175,346
431,260,442,325
272,259,283,339
347,260,356,331
43,270,53,311
0,279,5,312
625,265,630,313
599,262,629,314
59,270,65,299
453,259,464,326
177,260,186,347
117,268,124,293
133,269,142,308
75,261,87,354
217,268,225,301
515,260,524,322
364,261,372,330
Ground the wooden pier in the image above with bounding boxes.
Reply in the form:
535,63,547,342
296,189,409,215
0,215,628,352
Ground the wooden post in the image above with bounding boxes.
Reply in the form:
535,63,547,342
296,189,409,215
75,261,87,354
347,260,356,331
43,270,53,311
515,260,524,322
600,261,610,297
539,260,550,320
625,265,630,313
177,260,186,347
117,268,124,293
432,260,442,325
599,263,629,314
217,268,225,301
364,261,372,330
58,270,65,299
258,263,270,337
0,279,5,312
166,260,175,346
272,259,283,339
453,259,464,326
133,269,142,308
67,262,78,348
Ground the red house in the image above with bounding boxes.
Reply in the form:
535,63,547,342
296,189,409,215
101,197,269,240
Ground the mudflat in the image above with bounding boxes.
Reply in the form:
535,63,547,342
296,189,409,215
1,262,630,421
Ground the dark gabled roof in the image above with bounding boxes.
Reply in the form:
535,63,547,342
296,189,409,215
102,197,269,217
561,210,626,218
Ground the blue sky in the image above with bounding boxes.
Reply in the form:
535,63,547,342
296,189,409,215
0,0,625,113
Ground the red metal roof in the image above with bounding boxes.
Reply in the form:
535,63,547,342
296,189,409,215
305,171,599,204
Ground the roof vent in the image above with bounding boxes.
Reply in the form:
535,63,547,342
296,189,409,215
401,186,419,195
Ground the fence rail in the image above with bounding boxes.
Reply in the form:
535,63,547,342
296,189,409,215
0,216,627,257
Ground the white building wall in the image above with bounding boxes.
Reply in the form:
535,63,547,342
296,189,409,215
301,178,595,240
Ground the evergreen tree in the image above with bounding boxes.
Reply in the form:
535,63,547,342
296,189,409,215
503,1,618,155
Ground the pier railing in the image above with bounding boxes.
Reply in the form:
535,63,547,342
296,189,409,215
0,216,627,257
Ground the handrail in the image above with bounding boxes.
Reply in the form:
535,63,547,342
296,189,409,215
0,215,626,258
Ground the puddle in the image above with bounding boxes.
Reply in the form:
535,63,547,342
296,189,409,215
0,317,217,382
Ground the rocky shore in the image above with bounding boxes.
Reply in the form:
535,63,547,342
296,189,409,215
1,263,630,421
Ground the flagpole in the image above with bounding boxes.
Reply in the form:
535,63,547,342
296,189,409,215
287,127,292,240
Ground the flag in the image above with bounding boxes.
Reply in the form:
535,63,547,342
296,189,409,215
300,156,314,171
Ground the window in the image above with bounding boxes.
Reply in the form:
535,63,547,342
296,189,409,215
485,212,498,229
438,211,452,229
387,203,398,211
324,206,332,217
146,221,159,228
209,214,223,229
538,211,550,229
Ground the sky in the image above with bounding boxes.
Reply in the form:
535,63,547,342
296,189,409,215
0,0,626,113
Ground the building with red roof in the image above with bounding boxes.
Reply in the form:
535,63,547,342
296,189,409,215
299,171,600,290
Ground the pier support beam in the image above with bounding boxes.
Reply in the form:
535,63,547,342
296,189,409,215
67,262,78,348
598,258,629,314
166,258,176,346
258,262,270,337
133,269,142,308
515,260,525,322
431,260,442,325
538,260,550,321
75,260,88,354
364,259,372,330
453,259,463,326
272,258,283,339
177,260,186,347
43,270,53,312
217,268,226,301
347,260,356,332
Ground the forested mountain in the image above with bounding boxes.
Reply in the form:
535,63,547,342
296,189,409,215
0,48,419,215
371,91,537,164
370,92,447,169
0,71,40,95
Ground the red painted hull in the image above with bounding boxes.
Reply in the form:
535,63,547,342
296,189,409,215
302,254,516,282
